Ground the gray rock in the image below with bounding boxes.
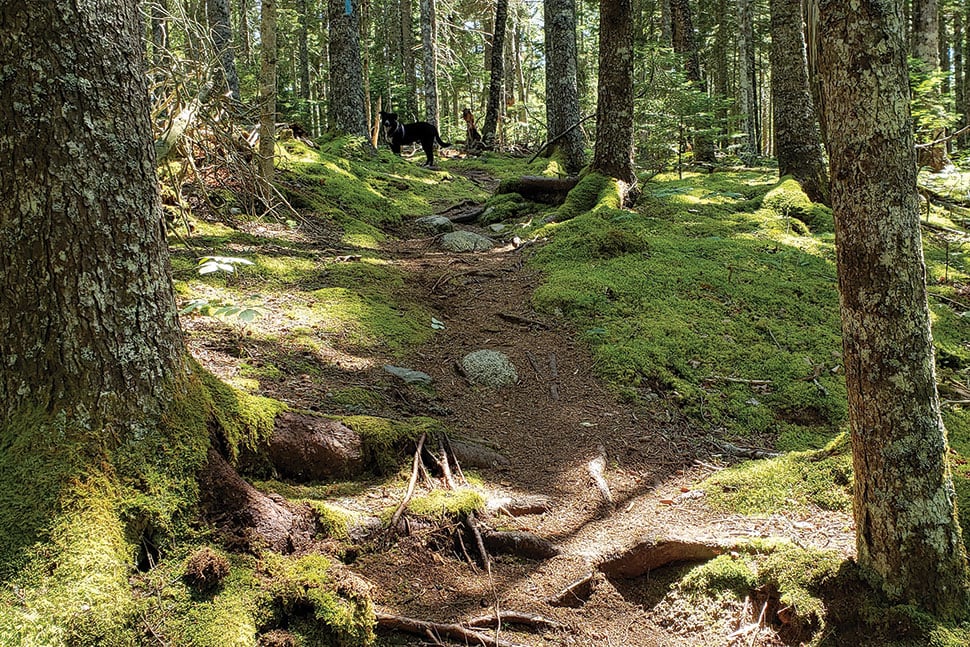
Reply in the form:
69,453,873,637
415,215,454,233
383,365,433,386
460,350,518,387
440,231,494,253
488,223,507,233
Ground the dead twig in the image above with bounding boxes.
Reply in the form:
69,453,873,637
376,611,527,647
390,433,427,530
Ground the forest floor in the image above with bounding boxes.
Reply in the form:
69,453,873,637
180,153,866,646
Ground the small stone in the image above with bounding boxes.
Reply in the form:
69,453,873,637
440,231,494,253
383,365,433,386
414,215,454,233
460,350,518,387
488,223,506,233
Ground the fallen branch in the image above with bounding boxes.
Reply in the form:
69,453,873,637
465,611,566,631
544,572,598,608
496,312,550,329
390,434,427,530
588,445,614,509
711,439,782,460
465,510,491,573
376,611,527,647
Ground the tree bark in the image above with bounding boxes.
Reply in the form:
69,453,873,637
328,0,370,137
544,0,587,172
419,0,440,125
482,0,510,148
259,0,277,185
912,0,941,70
818,0,969,617
208,0,241,101
769,0,829,204
670,0,715,163
737,0,758,163
297,0,311,101
0,0,187,420
591,0,637,191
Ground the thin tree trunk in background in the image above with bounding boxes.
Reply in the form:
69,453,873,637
661,0,672,44
208,0,241,102
670,0,715,163
238,0,251,62
592,0,636,191
544,0,587,172
420,0,439,125
818,0,970,618
912,0,940,70
941,10,951,96
400,0,418,119
298,0,310,101
955,10,964,139
328,0,370,137
259,0,276,188
482,0,509,147
738,0,758,163
769,0,828,203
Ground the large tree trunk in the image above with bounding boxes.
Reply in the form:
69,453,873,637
482,0,509,148
544,0,587,172
669,0,715,163
737,0,758,164
208,0,241,102
769,0,829,204
420,0,440,125
818,0,969,618
591,0,637,194
259,0,277,184
328,0,370,137
0,0,186,422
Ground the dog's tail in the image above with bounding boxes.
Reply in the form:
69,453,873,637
436,133,451,148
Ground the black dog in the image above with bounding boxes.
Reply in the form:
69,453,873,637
380,111,450,166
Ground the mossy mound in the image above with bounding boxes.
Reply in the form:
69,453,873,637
460,350,519,387
762,177,834,234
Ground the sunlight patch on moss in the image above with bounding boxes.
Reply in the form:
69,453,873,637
703,435,852,514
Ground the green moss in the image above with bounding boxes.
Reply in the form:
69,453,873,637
0,477,134,647
703,435,852,514
265,554,376,647
326,387,387,413
341,415,445,474
479,192,534,224
198,366,287,461
679,554,757,595
552,172,619,222
762,177,833,234
404,488,485,521
306,502,359,539
530,171,845,444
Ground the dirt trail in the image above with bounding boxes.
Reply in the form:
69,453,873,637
351,213,829,646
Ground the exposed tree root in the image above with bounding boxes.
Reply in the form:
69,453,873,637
482,530,560,560
198,449,314,553
391,433,427,530
376,611,529,647
598,539,725,579
496,175,581,205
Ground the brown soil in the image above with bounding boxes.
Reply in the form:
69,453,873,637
185,187,854,646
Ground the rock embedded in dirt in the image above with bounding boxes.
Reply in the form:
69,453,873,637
460,350,518,387
440,230,495,252
383,364,433,386
265,413,365,480
414,215,454,233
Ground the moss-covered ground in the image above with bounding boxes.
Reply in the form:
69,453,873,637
4,134,970,646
